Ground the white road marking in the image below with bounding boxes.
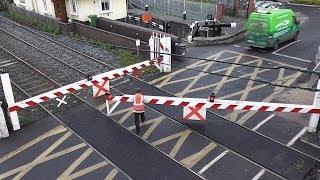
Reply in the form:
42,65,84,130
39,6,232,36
252,169,266,180
0,60,13,65
252,114,275,131
272,52,311,63
233,45,241,48
271,40,312,63
245,47,251,50
198,150,229,175
56,95,67,107
301,139,320,150
113,79,130,87
0,62,17,68
273,40,301,53
287,127,308,147
300,16,309,24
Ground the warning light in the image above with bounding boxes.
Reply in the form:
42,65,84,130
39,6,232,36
209,92,215,102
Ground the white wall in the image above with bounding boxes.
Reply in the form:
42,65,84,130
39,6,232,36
13,0,56,18
65,0,127,22
13,0,33,11
36,0,56,18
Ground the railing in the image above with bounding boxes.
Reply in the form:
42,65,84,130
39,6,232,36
129,0,217,20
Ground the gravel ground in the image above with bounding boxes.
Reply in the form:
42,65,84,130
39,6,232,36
0,14,159,127
0,17,105,75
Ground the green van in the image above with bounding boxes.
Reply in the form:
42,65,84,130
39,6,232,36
246,9,300,50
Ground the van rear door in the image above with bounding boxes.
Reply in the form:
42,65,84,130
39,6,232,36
247,14,270,47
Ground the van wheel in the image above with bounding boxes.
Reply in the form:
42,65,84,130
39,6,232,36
294,32,299,41
274,40,279,50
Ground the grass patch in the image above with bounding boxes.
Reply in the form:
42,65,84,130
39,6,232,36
290,0,320,5
70,34,157,74
5,8,60,34
19,116,32,127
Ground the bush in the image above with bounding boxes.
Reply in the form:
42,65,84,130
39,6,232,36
19,116,32,127
290,0,320,5
115,49,157,74
6,7,60,34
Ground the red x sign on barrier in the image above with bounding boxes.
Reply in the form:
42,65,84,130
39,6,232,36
93,80,109,98
183,106,206,121
132,69,142,78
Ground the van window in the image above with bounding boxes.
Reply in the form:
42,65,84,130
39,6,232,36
249,20,269,33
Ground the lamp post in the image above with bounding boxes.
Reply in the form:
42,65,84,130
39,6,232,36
209,92,216,102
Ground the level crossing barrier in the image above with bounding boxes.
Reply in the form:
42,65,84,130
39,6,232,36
1,33,320,138
0,32,173,138
105,94,320,121
0,58,163,137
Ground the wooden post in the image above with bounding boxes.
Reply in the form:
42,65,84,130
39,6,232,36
247,0,255,18
233,0,240,17
215,3,224,22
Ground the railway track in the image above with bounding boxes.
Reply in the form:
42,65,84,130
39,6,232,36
0,15,318,179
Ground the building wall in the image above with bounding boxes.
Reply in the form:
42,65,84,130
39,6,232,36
65,0,127,22
13,0,56,18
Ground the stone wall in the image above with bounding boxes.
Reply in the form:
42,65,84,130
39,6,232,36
97,17,179,44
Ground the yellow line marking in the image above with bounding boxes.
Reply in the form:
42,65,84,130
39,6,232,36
141,116,165,140
213,54,244,92
274,68,285,92
0,125,67,164
164,58,260,88
150,61,204,86
66,161,108,179
149,51,226,86
118,110,133,125
43,143,87,161
136,116,166,140
176,52,223,97
0,143,87,179
180,143,217,169
105,168,119,180
154,56,239,89
152,129,192,158
219,71,299,100
109,107,131,117
226,50,305,69
58,148,108,180
236,72,302,125
12,132,72,180
228,59,263,121
187,64,269,95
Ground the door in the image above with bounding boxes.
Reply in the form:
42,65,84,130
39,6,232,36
52,0,68,23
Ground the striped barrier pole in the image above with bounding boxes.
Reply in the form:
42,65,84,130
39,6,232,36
7,58,161,113
105,94,320,120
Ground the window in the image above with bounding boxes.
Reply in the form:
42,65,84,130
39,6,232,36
101,0,110,12
70,0,78,15
42,0,48,12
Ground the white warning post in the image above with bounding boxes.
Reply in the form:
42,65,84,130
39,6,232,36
0,102,9,138
1,73,20,131
308,79,320,132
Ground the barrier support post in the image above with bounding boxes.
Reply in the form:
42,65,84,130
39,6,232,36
0,100,9,138
0,73,20,131
308,79,320,133
106,99,121,116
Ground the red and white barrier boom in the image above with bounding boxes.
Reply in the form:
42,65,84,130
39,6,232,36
105,94,320,125
0,58,161,138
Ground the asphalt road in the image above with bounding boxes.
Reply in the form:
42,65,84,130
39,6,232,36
54,102,202,180
1,4,319,180
115,78,317,179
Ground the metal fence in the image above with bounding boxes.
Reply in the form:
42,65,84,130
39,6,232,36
129,0,218,20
